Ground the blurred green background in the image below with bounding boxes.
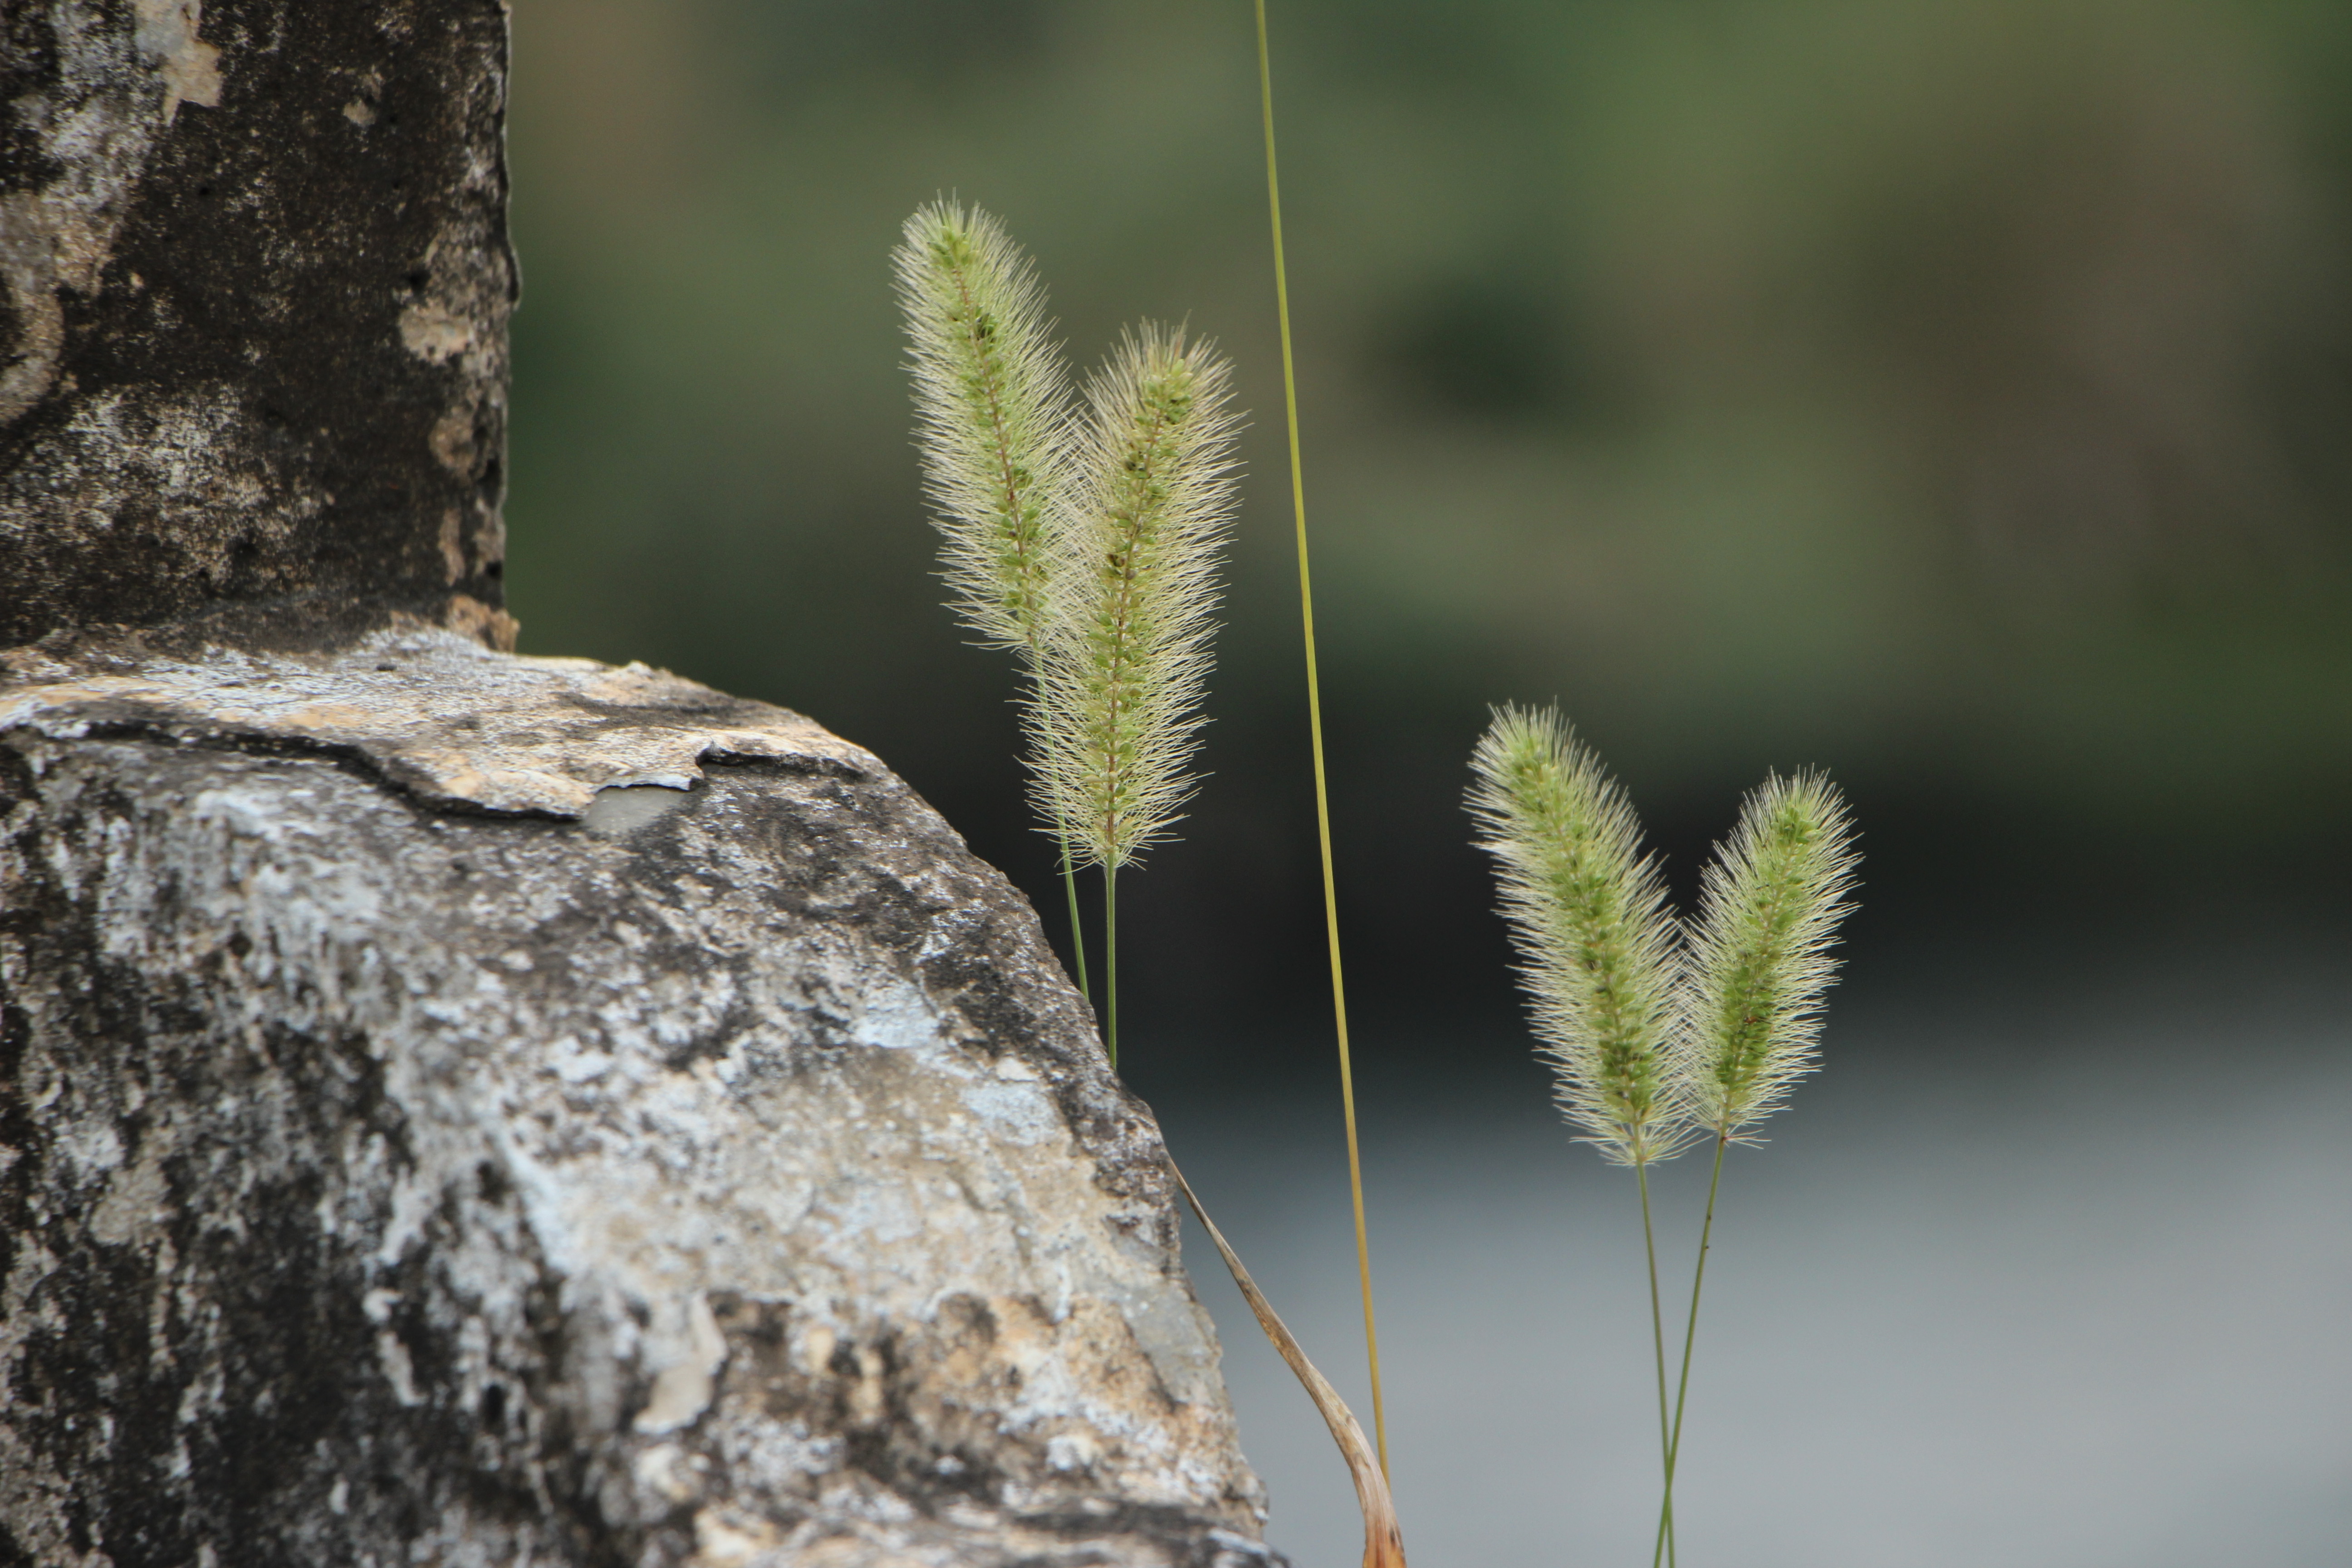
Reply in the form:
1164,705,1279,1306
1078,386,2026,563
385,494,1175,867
504,0,2352,1061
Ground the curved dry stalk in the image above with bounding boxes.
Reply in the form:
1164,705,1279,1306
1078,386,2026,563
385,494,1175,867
1169,1161,1406,1568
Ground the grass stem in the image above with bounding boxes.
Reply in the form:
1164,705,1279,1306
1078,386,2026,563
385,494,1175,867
1104,864,1119,1070
1255,0,1389,1478
1059,842,1091,1003
1655,1134,1729,1568
1638,1163,1676,1568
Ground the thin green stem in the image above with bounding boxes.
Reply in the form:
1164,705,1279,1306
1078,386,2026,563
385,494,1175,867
1027,603,1089,1007
1255,0,1389,1479
1104,863,1119,1071
1655,1134,1729,1568
1637,1161,1674,1568
1059,840,1091,1004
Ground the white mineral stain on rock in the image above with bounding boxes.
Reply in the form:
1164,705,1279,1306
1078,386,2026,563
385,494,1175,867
0,2,224,423
691,1509,782,1567
58,1121,125,1182
635,1292,728,1435
552,1045,613,1084
132,0,224,122
376,1331,421,1407
27,380,305,529
399,301,475,364
1047,1431,1102,1472
634,1441,699,1503
88,1126,174,1246
957,1077,1061,1147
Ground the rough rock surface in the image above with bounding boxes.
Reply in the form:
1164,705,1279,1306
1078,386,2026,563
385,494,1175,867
0,0,516,649
0,629,1278,1568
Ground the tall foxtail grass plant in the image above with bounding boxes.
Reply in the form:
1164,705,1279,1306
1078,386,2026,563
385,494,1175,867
1469,705,1857,1565
1031,325,1240,1066
1658,771,1857,1565
1253,0,1395,1485
896,203,1239,1067
895,198,1404,1568
894,201,1093,1000
1467,706,1691,1549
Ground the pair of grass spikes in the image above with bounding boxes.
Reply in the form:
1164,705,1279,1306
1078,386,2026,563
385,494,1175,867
1470,704,1859,1565
895,198,1237,1071
899,199,1406,1568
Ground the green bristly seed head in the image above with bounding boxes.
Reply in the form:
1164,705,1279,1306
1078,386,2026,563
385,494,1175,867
1684,771,1860,1142
1468,704,1691,1166
1032,324,1240,871
892,199,1074,657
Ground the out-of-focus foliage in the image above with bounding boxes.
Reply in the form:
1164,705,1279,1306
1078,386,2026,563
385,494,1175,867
504,0,2352,1022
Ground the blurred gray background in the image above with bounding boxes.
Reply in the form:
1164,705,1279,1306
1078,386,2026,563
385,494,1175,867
503,3,2352,1561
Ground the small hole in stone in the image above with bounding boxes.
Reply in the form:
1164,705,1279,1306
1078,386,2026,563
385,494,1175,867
480,1382,507,1432
406,270,430,293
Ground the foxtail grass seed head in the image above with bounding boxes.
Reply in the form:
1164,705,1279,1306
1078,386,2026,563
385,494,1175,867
893,199,1074,655
1469,705,1691,1166
1032,325,1241,872
1683,771,1860,1142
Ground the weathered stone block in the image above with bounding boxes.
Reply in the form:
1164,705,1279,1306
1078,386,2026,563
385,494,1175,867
0,629,1276,1568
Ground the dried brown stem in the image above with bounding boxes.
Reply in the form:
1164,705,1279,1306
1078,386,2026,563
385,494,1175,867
1169,1161,1406,1568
